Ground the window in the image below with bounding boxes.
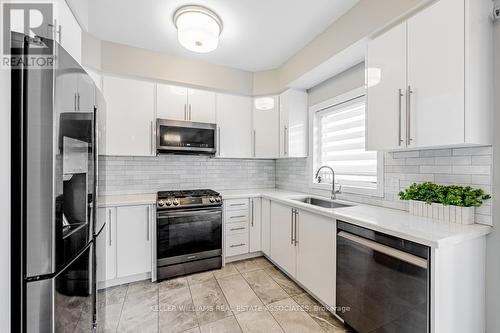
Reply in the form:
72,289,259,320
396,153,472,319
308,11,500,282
312,92,382,196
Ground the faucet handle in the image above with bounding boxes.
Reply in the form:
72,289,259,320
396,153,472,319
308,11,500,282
317,176,322,183
335,183,342,194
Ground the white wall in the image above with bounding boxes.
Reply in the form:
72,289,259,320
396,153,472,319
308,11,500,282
486,18,500,333
0,52,11,330
306,63,364,106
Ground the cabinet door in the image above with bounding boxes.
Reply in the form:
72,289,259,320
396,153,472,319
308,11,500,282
270,202,296,277
57,0,82,64
116,205,152,278
96,207,116,282
157,83,188,121
261,198,271,256
280,90,308,157
407,0,465,147
216,94,252,158
366,23,407,151
188,88,216,123
253,97,280,158
296,210,335,307
103,75,155,156
249,198,262,253
76,74,95,112
55,73,78,112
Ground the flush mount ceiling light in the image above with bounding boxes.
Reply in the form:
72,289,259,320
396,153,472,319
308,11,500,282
254,97,275,111
173,5,223,53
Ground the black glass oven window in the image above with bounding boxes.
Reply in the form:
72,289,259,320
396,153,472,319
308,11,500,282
159,125,215,148
157,211,222,259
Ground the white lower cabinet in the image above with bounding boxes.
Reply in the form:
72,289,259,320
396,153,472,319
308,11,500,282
224,197,261,259
269,201,335,307
296,210,335,307
96,204,153,287
261,198,271,256
270,201,296,276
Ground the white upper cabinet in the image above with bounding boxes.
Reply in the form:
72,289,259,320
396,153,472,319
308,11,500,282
102,75,156,156
279,89,308,158
157,84,188,121
216,93,252,158
366,0,492,151
252,96,280,158
156,85,216,123
188,88,216,123
366,23,407,151
57,0,82,64
407,0,464,148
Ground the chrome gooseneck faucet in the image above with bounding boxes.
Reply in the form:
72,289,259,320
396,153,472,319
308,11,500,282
315,165,342,200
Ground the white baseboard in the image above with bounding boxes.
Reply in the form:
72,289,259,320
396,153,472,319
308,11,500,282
224,251,263,263
97,272,151,290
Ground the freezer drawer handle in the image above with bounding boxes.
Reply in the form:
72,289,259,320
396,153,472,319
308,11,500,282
338,231,427,269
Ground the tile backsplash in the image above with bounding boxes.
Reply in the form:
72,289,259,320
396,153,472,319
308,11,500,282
98,155,275,195
276,146,492,226
99,146,492,226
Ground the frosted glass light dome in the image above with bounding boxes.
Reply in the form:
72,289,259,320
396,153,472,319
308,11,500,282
174,6,223,53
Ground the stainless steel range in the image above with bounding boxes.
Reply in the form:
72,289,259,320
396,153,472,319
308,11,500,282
156,189,223,280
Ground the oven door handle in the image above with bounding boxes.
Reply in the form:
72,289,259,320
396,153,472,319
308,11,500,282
337,231,428,269
157,209,222,218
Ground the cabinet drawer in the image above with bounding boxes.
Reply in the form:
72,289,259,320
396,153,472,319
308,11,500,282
224,199,249,211
225,209,249,223
225,233,249,257
225,221,248,235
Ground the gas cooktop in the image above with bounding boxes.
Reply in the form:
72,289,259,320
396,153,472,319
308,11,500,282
156,189,222,210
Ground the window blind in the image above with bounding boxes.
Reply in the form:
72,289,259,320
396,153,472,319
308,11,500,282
313,96,378,190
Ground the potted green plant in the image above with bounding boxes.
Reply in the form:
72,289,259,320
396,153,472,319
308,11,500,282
399,182,491,224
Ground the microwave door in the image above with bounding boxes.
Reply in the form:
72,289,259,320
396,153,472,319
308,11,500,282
156,119,216,154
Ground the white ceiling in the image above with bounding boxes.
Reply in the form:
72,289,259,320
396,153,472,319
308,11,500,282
88,0,360,72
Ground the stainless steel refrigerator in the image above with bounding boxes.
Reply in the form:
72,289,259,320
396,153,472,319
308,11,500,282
10,31,105,332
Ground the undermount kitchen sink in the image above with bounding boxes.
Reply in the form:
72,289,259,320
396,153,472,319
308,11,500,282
292,197,352,209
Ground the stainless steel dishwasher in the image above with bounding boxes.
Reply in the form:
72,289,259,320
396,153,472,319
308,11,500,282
336,221,430,333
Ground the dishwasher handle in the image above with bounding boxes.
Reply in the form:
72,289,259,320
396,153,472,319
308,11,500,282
338,231,428,269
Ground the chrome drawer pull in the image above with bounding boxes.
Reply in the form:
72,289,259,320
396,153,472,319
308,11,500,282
230,215,246,219
230,203,246,207
230,227,246,231
230,243,245,248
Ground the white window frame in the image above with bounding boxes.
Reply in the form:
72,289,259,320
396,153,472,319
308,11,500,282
308,87,384,197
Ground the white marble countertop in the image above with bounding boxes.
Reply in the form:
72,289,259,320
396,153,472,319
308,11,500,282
99,188,491,248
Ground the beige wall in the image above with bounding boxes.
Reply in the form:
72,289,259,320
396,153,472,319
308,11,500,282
99,41,254,95
307,62,364,106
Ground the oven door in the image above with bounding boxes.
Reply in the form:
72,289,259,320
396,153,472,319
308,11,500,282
156,119,217,154
157,208,222,266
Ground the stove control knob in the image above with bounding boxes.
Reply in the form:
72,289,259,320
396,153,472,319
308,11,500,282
158,200,165,207
215,197,221,202
209,197,215,203
165,199,172,206
173,199,180,206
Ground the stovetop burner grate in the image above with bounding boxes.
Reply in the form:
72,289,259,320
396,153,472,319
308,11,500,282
157,189,220,199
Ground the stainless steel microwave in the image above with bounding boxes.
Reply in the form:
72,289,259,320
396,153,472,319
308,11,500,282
156,119,217,154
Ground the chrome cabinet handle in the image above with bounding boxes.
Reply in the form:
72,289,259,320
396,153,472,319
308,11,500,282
294,210,299,246
189,104,192,120
407,85,413,145
290,208,295,244
398,89,404,146
74,93,77,111
284,126,288,156
187,255,197,259
230,227,246,231
57,24,61,43
146,206,150,241
230,203,245,207
150,121,155,155
230,243,245,248
184,104,187,120
253,130,256,157
77,93,80,111
230,215,246,219
108,209,112,246
251,199,254,227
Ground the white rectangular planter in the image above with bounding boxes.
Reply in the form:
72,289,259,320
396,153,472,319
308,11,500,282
408,200,475,224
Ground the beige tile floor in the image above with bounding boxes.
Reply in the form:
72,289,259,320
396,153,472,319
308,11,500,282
98,257,350,333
